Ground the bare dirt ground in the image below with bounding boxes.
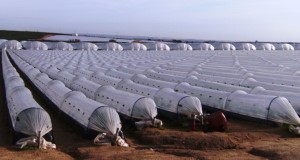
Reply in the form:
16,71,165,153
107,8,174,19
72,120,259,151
1,53,300,160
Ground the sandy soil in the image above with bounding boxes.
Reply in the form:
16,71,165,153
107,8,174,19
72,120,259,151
1,52,300,160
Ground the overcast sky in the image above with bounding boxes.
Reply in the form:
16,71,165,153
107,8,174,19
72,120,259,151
0,0,299,42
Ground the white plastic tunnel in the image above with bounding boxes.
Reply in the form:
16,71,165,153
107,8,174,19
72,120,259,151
169,43,193,51
7,86,52,137
131,74,178,89
117,79,202,118
144,42,170,51
95,85,158,120
225,90,300,125
154,88,202,117
28,41,48,50
215,43,236,50
54,42,74,51
88,106,122,136
106,42,123,51
193,43,215,51
7,51,124,141
175,82,300,125
60,91,122,136
279,44,294,51
236,43,256,50
130,42,147,51
0,39,7,46
0,40,22,50
77,42,98,51
256,43,276,50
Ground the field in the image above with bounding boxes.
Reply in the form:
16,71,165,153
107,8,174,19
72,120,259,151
2,49,300,160
1,31,300,159
1,78,300,160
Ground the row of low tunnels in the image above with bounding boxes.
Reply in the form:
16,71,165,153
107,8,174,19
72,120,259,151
3,48,300,149
2,49,206,149
0,39,298,51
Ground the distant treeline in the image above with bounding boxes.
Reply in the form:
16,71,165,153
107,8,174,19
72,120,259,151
0,30,63,41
